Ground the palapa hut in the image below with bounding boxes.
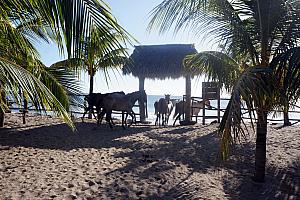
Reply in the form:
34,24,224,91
123,44,197,122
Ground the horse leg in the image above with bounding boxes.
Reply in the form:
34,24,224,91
126,112,134,127
122,111,125,129
158,113,161,126
155,113,159,126
165,114,168,126
173,114,181,126
166,113,170,125
130,110,136,125
133,112,136,125
82,106,91,122
172,113,177,126
127,110,135,127
105,110,113,129
98,109,106,125
91,107,97,120
82,110,87,122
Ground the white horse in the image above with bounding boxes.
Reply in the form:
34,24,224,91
154,94,174,126
173,99,211,126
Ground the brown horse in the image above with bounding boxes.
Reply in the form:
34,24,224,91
173,99,211,126
101,90,147,129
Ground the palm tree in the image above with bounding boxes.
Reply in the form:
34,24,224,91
52,27,128,118
83,28,128,96
0,0,132,128
149,0,300,182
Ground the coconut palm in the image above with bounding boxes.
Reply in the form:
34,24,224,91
84,28,128,96
0,0,132,128
51,27,128,119
149,0,300,182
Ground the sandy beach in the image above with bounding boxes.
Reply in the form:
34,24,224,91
0,113,299,200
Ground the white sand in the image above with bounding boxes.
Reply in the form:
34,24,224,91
0,113,299,199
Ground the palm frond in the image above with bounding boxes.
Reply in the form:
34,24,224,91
184,51,241,91
1,0,134,57
218,66,274,159
148,0,259,64
0,58,75,130
271,1,300,54
271,47,300,105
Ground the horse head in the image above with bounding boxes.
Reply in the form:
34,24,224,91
84,93,101,104
164,94,171,101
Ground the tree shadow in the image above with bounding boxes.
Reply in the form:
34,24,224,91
222,156,300,200
0,122,152,150
100,125,227,199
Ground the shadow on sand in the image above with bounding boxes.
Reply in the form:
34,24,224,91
0,122,152,150
0,121,299,199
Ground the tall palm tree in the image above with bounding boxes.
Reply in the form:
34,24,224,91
84,28,128,96
149,0,300,182
0,0,132,128
52,27,128,118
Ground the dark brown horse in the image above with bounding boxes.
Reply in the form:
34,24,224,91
101,90,147,129
82,91,125,122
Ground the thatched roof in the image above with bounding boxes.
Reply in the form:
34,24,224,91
122,44,197,79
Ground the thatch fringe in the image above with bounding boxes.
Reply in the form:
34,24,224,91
122,44,197,79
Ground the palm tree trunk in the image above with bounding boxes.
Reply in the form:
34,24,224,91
253,0,270,183
283,111,290,126
88,74,94,119
253,109,268,182
283,104,291,126
257,0,270,67
89,74,94,95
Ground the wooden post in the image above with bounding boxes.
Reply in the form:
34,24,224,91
185,74,191,121
202,102,206,125
139,76,146,122
202,83,206,125
0,89,5,127
23,97,27,124
0,108,4,127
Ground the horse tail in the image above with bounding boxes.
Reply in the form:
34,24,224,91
154,101,158,115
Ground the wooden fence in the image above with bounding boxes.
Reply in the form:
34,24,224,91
187,96,300,125
6,94,143,124
5,94,300,125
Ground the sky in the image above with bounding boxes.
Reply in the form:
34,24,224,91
36,0,222,97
